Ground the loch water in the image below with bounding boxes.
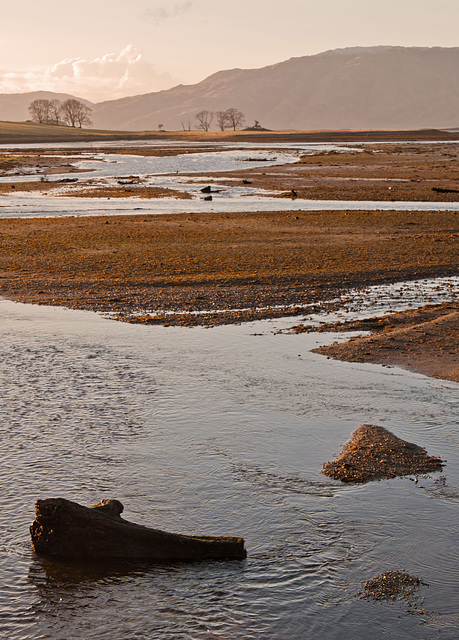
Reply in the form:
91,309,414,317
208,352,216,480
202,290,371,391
1,278,458,639
1,140,459,218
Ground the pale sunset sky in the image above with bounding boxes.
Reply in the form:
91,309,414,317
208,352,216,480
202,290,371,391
1,0,457,102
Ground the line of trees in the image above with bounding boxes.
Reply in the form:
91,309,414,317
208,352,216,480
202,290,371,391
190,108,246,132
28,98,93,128
217,108,245,131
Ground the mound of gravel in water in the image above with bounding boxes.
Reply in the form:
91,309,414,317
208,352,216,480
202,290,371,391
358,570,427,602
322,424,444,483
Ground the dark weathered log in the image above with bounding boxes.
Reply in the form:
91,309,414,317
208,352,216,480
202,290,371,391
432,186,459,193
30,498,247,562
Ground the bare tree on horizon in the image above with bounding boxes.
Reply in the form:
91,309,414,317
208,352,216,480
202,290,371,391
28,99,52,124
28,97,92,128
49,99,62,125
195,110,213,132
61,99,92,128
225,108,245,131
216,110,230,131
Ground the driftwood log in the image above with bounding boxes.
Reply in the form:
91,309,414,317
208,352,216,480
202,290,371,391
30,498,247,562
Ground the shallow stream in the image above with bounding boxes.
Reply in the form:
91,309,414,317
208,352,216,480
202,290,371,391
1,140,458,218
0,277,458,639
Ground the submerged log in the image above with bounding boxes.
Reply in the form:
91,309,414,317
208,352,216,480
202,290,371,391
30,498,247,562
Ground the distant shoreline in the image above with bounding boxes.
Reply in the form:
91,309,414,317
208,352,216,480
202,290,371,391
1,121,459,145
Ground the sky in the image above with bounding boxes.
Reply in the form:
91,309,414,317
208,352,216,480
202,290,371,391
1,0,458,103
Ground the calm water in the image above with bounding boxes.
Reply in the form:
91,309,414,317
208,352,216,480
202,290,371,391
2,193,459,219
1,278,458,639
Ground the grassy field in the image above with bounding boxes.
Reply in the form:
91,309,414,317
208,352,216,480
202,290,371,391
0,121,305,144
0,121,166,144
2,120,459,145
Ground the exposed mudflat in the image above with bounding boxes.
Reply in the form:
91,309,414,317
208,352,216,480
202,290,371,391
2,138,459,205
183,142,459,202
0,210,457,324
0,137,458,383
311,302,459,382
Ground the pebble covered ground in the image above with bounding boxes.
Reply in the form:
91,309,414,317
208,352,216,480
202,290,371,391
321,424,444,483
0,138,458,381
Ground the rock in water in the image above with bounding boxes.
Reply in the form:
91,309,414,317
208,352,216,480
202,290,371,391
30,498,247,561
322,424,444,483
358,570,426,602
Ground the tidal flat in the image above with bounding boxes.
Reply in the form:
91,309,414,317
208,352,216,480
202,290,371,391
0,206,457,381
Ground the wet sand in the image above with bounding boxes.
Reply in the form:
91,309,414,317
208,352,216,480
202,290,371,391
0,209,458,382
0,136,458,382
195,143,459,202
0,180,192,199
311,302,459,382
0,209,457,320
2,140,459,203
358,571,427,607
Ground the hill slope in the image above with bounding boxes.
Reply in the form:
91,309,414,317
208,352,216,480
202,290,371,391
91,47,459,131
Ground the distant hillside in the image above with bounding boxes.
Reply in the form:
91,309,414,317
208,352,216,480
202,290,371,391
1,47,459,131
91,47,459,131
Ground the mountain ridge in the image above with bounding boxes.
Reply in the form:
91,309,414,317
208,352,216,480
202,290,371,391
1,46,458,131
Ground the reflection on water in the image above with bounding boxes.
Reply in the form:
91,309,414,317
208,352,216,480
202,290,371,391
300,277,459,328
0,277,458,639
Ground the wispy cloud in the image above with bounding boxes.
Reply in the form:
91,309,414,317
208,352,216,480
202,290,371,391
0,46,175,102
143,1,194,25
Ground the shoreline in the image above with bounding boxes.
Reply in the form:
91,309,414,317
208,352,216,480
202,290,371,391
0,136,457,383
0,209,457,382
2,139,458,206
311,302,459,383
1,209,457,319
1,125,459,146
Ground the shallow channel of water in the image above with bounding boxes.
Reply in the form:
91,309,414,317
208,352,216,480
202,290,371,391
2,193,459,219
1,140,458,218
0,278,458,640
